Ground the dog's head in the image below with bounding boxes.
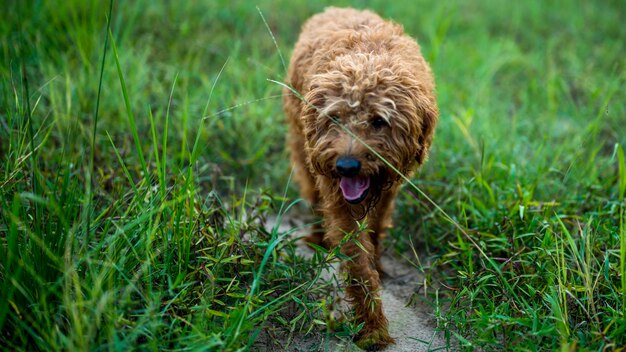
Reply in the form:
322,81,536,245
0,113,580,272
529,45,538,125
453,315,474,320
301,53,438,204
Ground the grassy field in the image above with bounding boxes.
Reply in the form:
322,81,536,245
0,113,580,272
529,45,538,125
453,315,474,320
1,0,625,350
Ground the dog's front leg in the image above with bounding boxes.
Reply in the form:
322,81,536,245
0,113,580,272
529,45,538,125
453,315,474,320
325,214,395,350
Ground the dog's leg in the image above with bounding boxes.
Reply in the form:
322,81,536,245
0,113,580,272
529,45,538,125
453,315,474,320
345,232,395,350
326,214,395,350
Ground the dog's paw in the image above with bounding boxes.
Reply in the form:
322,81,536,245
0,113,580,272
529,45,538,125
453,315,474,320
354,328,395,351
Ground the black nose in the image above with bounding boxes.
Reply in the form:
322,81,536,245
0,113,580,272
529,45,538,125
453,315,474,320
335,156,361,177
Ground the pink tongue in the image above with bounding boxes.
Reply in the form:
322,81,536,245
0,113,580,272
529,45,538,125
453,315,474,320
339,176,370,201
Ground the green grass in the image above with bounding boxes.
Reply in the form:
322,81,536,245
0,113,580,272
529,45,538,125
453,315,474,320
1,0,625,350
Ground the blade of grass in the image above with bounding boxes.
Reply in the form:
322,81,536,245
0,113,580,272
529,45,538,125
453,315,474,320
109,28,148,175
0,195,23,330
162,72,177,197
257,6,287,74
617,144,626,309
148,107,162,185
190,57,230,165
616,143,625,200
105,131,138,194
619,203,626,309
21,51,42,244
86,0,114,239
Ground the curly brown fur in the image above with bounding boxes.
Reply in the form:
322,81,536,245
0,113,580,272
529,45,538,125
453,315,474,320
283,7,438,350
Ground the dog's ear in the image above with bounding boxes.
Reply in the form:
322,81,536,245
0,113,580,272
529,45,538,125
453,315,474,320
414,98,439,165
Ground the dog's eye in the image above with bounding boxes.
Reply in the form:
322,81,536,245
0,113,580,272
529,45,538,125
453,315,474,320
370,116,389,129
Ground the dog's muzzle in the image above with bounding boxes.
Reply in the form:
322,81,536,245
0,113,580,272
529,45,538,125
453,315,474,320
336,156,370,204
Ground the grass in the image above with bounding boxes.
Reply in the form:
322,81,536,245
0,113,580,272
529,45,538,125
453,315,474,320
1,0,625,351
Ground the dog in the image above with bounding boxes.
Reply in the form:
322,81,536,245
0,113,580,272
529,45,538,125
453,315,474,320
283,7,438,350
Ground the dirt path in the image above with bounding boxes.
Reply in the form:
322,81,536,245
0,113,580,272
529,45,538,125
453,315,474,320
264,216,448,351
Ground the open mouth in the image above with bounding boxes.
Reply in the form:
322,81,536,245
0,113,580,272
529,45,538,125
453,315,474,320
339,176,370,204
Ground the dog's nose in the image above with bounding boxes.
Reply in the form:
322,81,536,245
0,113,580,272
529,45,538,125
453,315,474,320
336,156,361,177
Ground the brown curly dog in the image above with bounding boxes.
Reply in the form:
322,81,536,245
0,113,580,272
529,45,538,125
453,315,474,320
283,7,438,350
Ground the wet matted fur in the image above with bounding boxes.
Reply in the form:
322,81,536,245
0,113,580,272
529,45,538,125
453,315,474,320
283,7,438,350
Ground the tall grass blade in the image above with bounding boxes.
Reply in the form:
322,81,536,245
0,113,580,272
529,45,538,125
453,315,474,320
109,29,148,175
257,6,287,74
161,72,177,197
21,56,41,238
617,144,626,309
617,144,625,200
191,57,230,165
86,0,115,238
